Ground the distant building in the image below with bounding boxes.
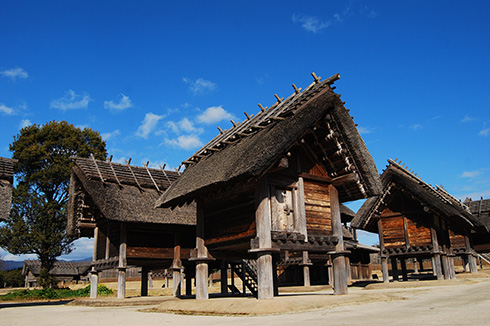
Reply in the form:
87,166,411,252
22,260,91,287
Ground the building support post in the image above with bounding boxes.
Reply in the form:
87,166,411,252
391,258,399,281
433,254,444,280
117,223,127,299
329,185,349,295
381,256,390,283
400,258,408,281
464,234,478,274
171,233,183,297
141,267,149,297
89,268,99,299
220,261,228,295
301,251,311,287
250,176,276,300
193,200,213,300
469,255,478,273
441,254,450,280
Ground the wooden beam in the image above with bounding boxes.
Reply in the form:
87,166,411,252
330,185,348,295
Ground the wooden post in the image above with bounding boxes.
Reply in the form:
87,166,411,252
295,177,308,239
172,233,182,297
381,256,389,283
433,254,443,280
117,223,127,299
220,261,228,295
441,254,450,280
89,268,98,299
105,221,111,260
400,258,408,281
329,185,348,295
93,226,99,261
448,256,456,279
391,258,399,281
302,251,311,287
418,258,424,272
195,200,209,300
141,267,149,296
413,258,419,274
464,234,478,274
253,176,275,300
469,255,478,273
326,256,333,285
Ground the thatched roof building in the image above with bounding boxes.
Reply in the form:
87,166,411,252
0,157,16,220
157,73,381,208
67,156,195,237
351,159,481,232
23,260,91,287
464,197,490,253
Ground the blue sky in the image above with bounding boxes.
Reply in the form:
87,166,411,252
1,1,489,261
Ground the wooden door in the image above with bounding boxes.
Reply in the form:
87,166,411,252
271,186,295,232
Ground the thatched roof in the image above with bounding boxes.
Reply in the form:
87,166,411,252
67,157,196,237
0,157,16,221
464,198,490,232
22,260,91,276
351,159,482,233
157,73,382,207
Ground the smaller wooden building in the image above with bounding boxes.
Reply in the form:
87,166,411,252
351,159,482,282
464,198,490,257
67,156,196,298
0,157,16,220
23,260,91,287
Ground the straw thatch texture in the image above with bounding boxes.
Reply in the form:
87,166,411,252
0,157,16,221
351,159,482,233
464,198,490,232
157,73,381,207
22,259,91,276
67,157,195,236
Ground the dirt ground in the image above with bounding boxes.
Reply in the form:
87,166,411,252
1,270,490,326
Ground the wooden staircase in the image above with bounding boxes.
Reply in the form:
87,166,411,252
229,260,258,297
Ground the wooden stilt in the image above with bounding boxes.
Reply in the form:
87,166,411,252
449,256,456,279
462,255,470,272
391,258,399,281
418,258,424,272
441,254,450,280
329,185,348,295
400,258,408,281
172,233,182,297
469,255,478,273
117,223,127,299
220,261,228,295
302,251,311,287
413,258,419,274
89,268,98,299
381,256,389,283
433,254,444,280
195,201,209,300
141,267,149,296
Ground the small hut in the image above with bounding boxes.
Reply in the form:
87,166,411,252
0,157,16,220
67,156,196,298
351,159,482,282
23,260,91,287
464,198,490,263
157,73,382,299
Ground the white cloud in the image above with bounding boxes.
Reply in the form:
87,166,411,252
183,77,217,95
50,90,91,111
357,126,375,135
0,103,15,115
136,112,164,138
461,115,475,123
197,106,234,125
460,170,482,179
409,123,422,130
479,128,490,137
19,119,32,129
165,134,203,150
104,94,133,111
292,13,330,33
101,129,121,141
0,67,28,80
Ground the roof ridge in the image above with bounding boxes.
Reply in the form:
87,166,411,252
182,73,341,168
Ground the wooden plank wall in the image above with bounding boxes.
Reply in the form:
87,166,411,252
407,219,432,246
304,180,332,235
449,230,466,249
381,215,406,248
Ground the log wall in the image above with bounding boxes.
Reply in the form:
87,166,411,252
381,214,405,248
304,180,332,235
407,219,432,246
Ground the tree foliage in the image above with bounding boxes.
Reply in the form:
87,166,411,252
0,121,107,288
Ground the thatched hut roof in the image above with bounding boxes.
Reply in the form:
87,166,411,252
351,159,482,233
67,157,196,237
157,73,382,207
464,197,490,232
22,260,91,276
0,157,16,221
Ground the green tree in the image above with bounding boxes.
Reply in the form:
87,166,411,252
0,121,107,288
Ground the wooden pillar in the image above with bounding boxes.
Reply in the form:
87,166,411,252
220,261,228,295
93,226,99,261
400,258,408,281
462,255,470,272
326,257,333,285
418,258,424,272
381,256,389,283
441,253,450,280
329,185,348,295
117,223,127,299
433,254,444,280
105,221,111,260
391,258,399,281
172,233,182,297
469,255,478,273
250,177,275,300
413,258,419,274
195,200,210,300
89,268,98,299
346,256,352,282
302,251,311,287
448,256,456,279
141,267,149,297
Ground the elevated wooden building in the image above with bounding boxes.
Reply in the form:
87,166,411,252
464,198,490,259
0,157,16,220
157,73,382,299
67,156,196,298
351,159,482,282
